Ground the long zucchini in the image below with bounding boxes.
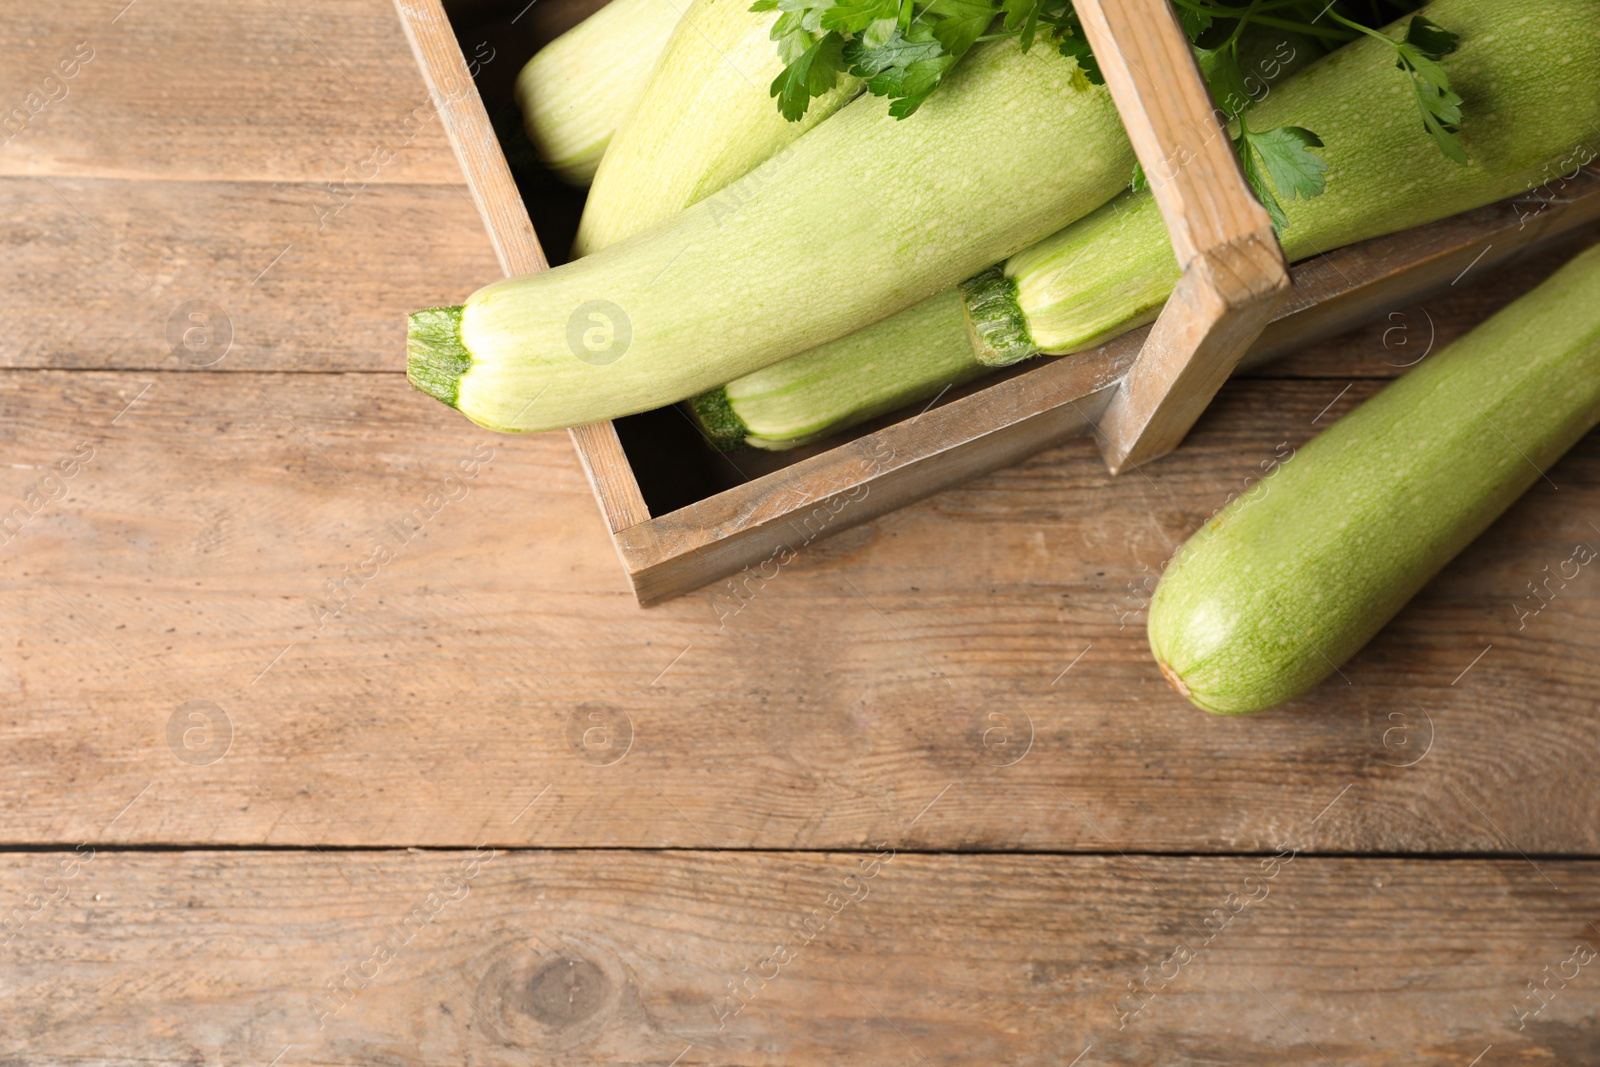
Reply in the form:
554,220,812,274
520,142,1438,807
694,289,990,449
574,0,862,256
1149,242,1600,714
514,0,683,187
408,37,1134,434
699,0,1600,449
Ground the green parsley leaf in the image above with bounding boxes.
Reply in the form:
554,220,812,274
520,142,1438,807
1056,29,1103,87
1236,131,1288,232
1000,0,1042,52
844,23,959,117
843,24,948,78
1196,43,1250,119
1402,14,1460,61
1248,125,1327,202
819,0,900,36
926,0,999,59
769,29,847,121
1411,76,1468,163
861,15,898,48
1235,122,1326,234
1392,15,1467,165
1177,8,1212,39
769,6,821,66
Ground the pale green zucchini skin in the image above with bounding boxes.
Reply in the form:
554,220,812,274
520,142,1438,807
692,289,989,450
701,0,1600,448
1149,243,1600,715
410,38,1133,434
514,0,683,187
574,0,862,256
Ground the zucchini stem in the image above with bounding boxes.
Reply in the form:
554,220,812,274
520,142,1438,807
406,307,470,409
688,389,750,451
960,266,1038,366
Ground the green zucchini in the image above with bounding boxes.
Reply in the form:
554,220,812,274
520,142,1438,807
1149,242,1600,715
513,0,683,187
698,0,1600,448
573,0,862,256
408,37,1134,434
692,289,990,449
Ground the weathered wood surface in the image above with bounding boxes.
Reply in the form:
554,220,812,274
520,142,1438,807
0,156,1582,376
2,850,1596,1065
0,176,499,370
0,0,469,183
3,0,1600,1059
2,366,1596,850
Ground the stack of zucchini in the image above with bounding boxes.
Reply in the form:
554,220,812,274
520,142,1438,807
424,0,1599,444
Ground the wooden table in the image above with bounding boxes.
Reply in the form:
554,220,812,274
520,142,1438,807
2,1,1597,1062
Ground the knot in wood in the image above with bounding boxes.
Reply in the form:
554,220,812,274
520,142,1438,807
517,957,611,1026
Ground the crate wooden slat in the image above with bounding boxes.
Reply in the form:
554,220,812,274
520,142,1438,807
393,0,1600,605
395,0,653,544
1075,0,1290,474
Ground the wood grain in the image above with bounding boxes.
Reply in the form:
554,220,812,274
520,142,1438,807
1,849,1596,1065
0,170,1588,379
0,0,473,184
1,368,1596,851
0,175,500,370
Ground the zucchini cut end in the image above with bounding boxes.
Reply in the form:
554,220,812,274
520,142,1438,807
407,305,471,408
688,388,749,451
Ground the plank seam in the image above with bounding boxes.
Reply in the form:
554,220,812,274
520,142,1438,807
1,844,1596,861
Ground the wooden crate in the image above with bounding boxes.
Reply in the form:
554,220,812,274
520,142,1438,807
395,0,1600,605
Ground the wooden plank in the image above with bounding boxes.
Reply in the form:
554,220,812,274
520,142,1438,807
0,175,500,370
0,168,1587,379
0,162,1588,385
1,849,1596,1064
0,0,472,184
2,369,1597,851
0,171,1587,396
1074,0,1288,473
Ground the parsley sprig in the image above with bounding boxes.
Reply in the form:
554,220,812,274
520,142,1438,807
1326,10,1466,163
1233,119,1327,231
753,0,1100,120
